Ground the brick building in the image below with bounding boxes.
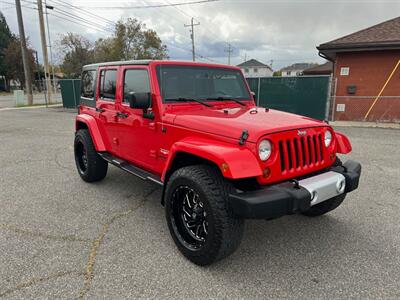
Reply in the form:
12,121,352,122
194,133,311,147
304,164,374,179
318,17,400,122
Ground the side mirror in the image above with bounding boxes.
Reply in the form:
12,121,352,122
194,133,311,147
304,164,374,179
250,91,256,97
128,92,154,119
128,92,151,109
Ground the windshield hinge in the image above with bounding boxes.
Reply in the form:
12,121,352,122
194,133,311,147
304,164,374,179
239,129,249,145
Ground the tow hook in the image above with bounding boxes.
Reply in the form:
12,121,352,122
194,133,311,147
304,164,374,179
239,129,249,145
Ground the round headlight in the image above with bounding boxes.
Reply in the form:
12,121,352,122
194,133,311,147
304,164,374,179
259,139,272,161
324,130,332,147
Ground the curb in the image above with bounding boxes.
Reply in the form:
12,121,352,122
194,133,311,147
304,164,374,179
330,121,400,129
0,104,63,111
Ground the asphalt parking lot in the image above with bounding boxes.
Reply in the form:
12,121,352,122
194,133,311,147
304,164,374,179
0,107,399,299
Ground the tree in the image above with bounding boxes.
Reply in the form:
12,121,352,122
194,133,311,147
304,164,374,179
108,18,168,60
58,33,94,78
3,37,35,89
0,12,13,90
94,37,119,62
58,18,168,77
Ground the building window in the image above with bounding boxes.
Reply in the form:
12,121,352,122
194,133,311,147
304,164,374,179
340,67,350,76
244,68,249,73
287,71,291,76
254,68,258,73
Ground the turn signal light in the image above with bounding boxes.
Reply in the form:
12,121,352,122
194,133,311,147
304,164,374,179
263,167,271,178
221,163,229,172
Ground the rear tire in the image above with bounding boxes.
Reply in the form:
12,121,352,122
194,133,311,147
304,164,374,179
165,165,244,266
74,129,108,182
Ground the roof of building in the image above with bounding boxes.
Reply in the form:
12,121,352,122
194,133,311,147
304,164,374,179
302,62,333,75
318,16,400,59
237,59,272,70
281,63,318,71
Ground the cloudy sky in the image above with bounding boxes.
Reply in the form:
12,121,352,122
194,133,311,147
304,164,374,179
1,0,400,69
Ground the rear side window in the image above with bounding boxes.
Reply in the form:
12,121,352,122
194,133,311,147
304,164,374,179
81,70,96,99
99,69,117,100
123,69,150,103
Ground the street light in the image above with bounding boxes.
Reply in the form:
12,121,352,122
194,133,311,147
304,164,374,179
44,1,57,94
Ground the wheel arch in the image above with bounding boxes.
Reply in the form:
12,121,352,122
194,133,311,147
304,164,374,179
335,131,352,154
75,114,107,151
160,137,262,205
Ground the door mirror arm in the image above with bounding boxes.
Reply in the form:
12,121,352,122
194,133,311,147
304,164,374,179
128,92,154,119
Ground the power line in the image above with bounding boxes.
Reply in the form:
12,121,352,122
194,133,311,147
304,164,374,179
164,0,239,61
73,0,219,10
49,12,111,33
49,0,116,27
1,0,36,10
50,7,113,32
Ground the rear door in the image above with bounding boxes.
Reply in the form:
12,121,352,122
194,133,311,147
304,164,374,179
96,67,120,155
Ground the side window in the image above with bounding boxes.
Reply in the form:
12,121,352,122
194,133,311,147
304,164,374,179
81,70,96,99
123,69,150,103
99,69,117,100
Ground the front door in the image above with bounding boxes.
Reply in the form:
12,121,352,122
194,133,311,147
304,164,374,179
96,67,119,155
115,66,160,171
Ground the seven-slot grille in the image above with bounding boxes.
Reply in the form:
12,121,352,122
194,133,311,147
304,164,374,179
278,133,325,173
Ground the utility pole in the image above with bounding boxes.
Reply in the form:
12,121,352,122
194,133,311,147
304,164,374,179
15,0,33,105
44,1,56,94
225,43,233,65
184,18,200,62
37,0,52,104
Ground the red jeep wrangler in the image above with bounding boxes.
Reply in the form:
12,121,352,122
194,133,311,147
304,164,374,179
74,60,361,265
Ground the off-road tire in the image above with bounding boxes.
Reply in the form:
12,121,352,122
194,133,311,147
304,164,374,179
74,129,108,182
302,157,346,217
165,165,244,266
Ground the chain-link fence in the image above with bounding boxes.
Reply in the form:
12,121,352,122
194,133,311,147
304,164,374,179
329,77,400,123
0,78,62,109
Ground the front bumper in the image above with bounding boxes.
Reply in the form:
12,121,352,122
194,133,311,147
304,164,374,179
229,160,361,219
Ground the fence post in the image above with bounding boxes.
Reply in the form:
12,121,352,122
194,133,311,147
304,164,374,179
325,75,332,121
43,78,48,108
330,77,337,121
72,79,77,108
257,77,261,106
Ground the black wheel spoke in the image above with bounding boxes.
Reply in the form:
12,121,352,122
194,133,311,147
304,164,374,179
171,185,209,248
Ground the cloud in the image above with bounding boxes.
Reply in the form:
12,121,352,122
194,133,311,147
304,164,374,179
1,0,399,69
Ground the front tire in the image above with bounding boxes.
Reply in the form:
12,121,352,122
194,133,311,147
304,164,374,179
74,129,108,182
165,165,244,266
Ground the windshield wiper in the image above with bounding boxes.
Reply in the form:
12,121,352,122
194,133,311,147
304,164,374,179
206,96,245,106
164,97,212,107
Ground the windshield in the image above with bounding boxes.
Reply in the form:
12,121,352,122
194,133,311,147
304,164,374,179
156,65,251,103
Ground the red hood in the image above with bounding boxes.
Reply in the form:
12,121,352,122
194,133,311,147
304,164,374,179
170,105,328,143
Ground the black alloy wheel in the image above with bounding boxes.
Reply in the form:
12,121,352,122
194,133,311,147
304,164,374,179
170,185,209,250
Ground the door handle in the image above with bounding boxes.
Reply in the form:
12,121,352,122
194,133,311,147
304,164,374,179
116,111,128,119
96,107,105,113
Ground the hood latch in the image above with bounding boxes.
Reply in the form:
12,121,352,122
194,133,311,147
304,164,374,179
239,129,249,145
